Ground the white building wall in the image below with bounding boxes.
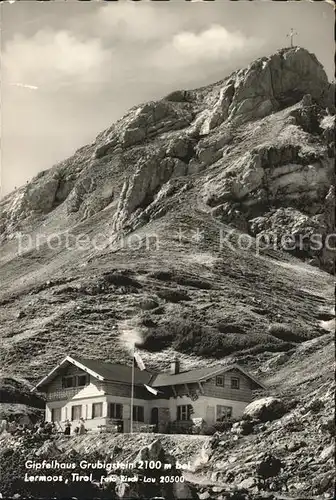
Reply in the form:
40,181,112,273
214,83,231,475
46,393,108,431
72,382,105,399
45,382,251,432
148,395,248,422
45,406,52,421
46,393,152,432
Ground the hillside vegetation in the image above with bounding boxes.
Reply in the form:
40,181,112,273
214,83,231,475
0,44,335,500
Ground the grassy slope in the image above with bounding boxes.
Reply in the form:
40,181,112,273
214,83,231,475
0,104,334,385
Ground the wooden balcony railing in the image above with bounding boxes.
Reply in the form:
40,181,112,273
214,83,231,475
46,388,80,401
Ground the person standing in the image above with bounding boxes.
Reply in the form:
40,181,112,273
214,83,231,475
78,418,86,435
0,419,8,433
64,420,71,436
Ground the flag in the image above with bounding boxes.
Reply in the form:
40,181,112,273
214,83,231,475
134,351,146,371
144,384,159,396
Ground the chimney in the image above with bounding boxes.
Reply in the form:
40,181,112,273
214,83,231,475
170,357,180,375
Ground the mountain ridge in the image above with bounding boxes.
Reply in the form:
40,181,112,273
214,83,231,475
0,46,335,499
0,46,334,384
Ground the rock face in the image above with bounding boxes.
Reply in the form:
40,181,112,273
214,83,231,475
226,48,333,122
0,47,334,272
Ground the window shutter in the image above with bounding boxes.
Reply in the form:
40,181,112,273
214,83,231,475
123,404,131,419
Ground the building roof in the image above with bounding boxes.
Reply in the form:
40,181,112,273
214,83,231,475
74,357,153,385
33,356,266,391
33,356,152,390
150,363,266,389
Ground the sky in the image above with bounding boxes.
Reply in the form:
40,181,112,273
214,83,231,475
0,0,334,198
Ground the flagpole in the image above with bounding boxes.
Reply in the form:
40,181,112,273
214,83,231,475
130,343,135,434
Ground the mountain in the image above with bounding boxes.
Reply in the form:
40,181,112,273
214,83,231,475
0,45,335,500
0,46,334,382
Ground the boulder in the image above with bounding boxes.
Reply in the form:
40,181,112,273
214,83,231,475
319,444,334,461
243,397,286,422
198,492,210,500
173,481,195,499
237,477,256,490
115,480,139,499
35,440,61,457
134,439,164,463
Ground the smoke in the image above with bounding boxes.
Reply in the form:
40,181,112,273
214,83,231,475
119,325,143,353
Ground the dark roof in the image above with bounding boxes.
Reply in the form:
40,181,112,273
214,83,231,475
74,357,153,385
33,356,265,391
151,364,237,387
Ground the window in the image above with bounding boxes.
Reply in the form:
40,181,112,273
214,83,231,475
177,405,193,421
62,374,88,388
109,403,123,419
216,375,224,387
216,405,232,421
231,377,240,389
77,375,88,387
71,405,82,421
92,403,103,419
62,376,75,388
133,406,144,422
51,408,62,422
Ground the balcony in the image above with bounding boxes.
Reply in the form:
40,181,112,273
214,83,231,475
46,388,81,401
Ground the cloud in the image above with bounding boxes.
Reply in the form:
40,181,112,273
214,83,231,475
93,2,180,42
150,25,263,70
1,4,265,196
2,5,262,93
2,29,109,90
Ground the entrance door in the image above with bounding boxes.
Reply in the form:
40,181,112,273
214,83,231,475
151,407,159,425
71,405,82,421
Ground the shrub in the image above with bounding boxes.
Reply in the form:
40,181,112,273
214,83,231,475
240,420,255,435
139,298,159,310
217,322,246,334
149,271,173,281
141,317,157,328
151,306,165,315
157,288,191,303
141,327,175,351
268,323,308,343
142,316,300,358
242,342,295,355
202,425,217,436
150,270,212,290
174,277,213,290
168,420,193,434
215,418,240,431
202,420,236,435
142,317,292,357
103,272,142,289
142,319,202,352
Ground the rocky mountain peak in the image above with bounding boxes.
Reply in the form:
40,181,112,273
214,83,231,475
0,47,334,271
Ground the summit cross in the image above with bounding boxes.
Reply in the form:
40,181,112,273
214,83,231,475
286,28,298,48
